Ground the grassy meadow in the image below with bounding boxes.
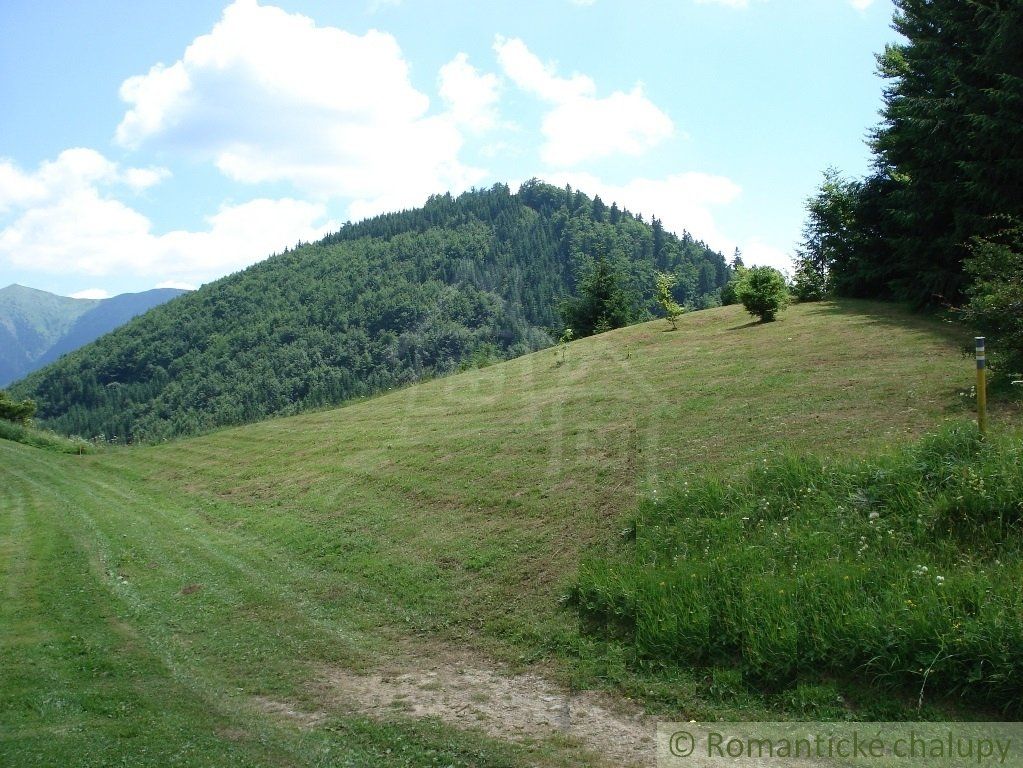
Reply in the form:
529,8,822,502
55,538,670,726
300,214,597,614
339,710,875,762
3,300,1018,765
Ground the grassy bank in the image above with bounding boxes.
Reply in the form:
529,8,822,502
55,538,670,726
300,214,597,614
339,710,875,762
0,440,579,767
574,424,1023,714
0,419,93,453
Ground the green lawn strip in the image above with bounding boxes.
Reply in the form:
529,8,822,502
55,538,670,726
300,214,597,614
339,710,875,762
0,442,590,768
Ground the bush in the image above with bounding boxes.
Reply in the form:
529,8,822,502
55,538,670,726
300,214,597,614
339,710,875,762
561,256,635,337
735,266,789,322
654,272,685,329
961,220,1023,380
791,250,828,302
0,390,36,425
0,420,93,453
720,266,745,306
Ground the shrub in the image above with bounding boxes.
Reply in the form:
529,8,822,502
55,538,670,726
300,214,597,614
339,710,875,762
720,266,745,306
0,420,93,453
654,272,685,329
961,220,1023,380
0,390,36,425
735,266,789,322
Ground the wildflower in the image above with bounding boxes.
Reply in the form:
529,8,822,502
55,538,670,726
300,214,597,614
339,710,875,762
868,511,880,521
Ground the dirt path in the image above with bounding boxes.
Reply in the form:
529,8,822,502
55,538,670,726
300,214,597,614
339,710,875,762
316,649,656,767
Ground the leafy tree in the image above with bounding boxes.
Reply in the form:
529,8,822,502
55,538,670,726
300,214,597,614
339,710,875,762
736,266,788,323
554,327,574,366
655,272,685,329
0,390,35,424
813,1,1023,307
960,219,1023,380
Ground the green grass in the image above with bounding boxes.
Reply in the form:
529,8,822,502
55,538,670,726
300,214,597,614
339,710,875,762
0,441,579,767
0,420,93,453
574,424,1023,714
2,300,1018,765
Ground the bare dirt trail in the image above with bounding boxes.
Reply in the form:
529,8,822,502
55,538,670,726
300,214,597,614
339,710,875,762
315,648,657,767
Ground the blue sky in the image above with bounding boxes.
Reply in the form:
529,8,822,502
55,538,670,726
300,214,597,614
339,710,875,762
0,0,898,298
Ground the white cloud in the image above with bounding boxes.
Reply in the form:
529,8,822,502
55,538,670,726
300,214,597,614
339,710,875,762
70,288,112,300
0,148,168,213
115,0,486,215
739,238,793,274
0,150,335,286
439,53,500,132
494,36,673,166
122,166,171,192
494,37,595,103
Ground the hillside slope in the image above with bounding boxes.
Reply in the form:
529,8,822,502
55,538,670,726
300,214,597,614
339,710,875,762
0,285,186,386
87,302,980,662
11,181,730,441
1,302,998,766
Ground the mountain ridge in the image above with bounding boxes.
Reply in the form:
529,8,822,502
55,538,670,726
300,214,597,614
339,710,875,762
0,285,187,387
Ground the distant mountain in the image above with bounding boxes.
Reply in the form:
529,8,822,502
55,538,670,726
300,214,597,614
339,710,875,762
0,285,186,387
13,181,733,441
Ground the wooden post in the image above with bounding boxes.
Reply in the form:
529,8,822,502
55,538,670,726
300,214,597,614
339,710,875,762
976,337,987,436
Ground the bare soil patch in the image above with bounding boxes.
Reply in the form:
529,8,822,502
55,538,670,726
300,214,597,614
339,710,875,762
318,649,655,767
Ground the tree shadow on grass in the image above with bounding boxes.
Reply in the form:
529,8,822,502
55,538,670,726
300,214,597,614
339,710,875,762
808,299,964,345
727,320,762,331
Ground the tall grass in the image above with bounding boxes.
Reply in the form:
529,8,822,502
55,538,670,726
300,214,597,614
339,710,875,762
0,420,94,453
574,423,1023,712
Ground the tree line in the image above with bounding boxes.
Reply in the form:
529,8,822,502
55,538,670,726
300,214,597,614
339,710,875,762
795,0,1023,378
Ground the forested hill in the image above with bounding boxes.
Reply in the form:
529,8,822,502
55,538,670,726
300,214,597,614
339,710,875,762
12,180,730,441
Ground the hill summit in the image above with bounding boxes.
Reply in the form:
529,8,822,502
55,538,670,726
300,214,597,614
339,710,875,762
13,181,731,441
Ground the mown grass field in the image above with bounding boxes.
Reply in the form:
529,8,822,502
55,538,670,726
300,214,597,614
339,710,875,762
3,301,1016,765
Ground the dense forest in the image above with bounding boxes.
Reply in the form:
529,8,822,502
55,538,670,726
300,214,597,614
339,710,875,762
11,180,730,441
795,0,1022,376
